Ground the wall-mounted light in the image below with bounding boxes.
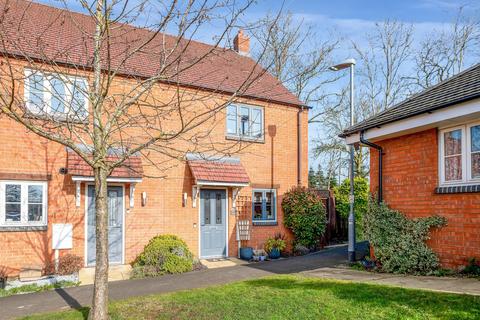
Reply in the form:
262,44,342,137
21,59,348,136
141,191,147,206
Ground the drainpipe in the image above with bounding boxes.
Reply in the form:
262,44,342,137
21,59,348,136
297,106,304,186
360,131,383,203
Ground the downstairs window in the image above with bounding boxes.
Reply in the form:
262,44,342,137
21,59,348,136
0,181,47,227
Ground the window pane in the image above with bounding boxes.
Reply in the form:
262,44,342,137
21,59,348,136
445,155,462,181
6,184,21,202
253,191,263,220
28,185,43,203
28,204,43,222
6,203,21,222
444,130,462,156
215,193,222,224
71,80,87,118
28,74,45,112
50,77,66,113
471,125,480,152
203,193,210,225
251,109,262,137
472,153,480,179
226,105,237,134
265,191,274,220
240,107,250,136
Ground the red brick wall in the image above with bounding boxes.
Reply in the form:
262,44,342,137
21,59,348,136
370,128,480,268
0,79,308,276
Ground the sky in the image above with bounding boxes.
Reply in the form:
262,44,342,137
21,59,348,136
36,0,480,169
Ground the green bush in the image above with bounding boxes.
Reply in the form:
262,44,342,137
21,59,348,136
333,177,369,239
364,199,447,274
132,234,194,278
282,186,327,249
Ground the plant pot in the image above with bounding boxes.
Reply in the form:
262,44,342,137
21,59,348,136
269,248,281,259
239,247,253,260
0,278,5,290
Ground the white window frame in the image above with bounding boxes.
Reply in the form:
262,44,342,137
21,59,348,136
252,189,277,222
439,121,480,186
0,180,48,227
225,104,264,140
24,69,89,120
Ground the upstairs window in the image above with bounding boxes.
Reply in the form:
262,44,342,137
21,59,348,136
0,181,47,227
226,104,263,139
440,122,480,185
24,69,89,120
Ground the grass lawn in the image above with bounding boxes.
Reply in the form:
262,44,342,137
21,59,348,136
21,275,480,320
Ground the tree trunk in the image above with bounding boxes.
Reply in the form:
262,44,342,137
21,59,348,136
89,166,109,320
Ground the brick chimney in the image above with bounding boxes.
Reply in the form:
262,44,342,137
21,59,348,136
233,30,250,56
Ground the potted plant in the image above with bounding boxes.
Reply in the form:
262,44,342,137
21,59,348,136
264,235,286,259
0,267,7,290
253,249,268,262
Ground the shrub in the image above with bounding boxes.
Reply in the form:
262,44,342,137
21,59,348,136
132,234,194,278
363,199,447,274
460,258,480,277
282,186,327,249
333,177,369,239
57,254,83,275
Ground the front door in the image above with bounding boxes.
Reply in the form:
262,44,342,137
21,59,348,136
87,185,124,265
200,189,227,258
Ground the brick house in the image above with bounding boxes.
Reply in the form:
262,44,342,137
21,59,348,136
0,1,309,277
341,64,480,268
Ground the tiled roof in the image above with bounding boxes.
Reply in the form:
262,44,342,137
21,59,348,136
341,63,480,137
67,151,143,178
188,160,250,185
0,0,304,108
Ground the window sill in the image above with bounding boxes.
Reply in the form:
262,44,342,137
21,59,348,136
435,184,480,194
252,221,277,226
0,225,47,232
225,135,265,144
24,111,89,124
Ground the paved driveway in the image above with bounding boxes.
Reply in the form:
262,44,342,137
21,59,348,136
0,243,361,320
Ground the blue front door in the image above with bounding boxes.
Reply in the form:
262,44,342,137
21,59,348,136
200,189,227,258
87,185,124,265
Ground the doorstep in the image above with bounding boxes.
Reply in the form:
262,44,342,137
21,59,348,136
78,264,132,285
200,257,249,269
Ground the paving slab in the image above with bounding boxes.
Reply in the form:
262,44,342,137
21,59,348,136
304,267,480,296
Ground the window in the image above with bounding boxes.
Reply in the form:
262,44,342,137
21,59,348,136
0,181,47,227
252,189,276,221
225,104,263,139
440,122,480,185
24,69,88,120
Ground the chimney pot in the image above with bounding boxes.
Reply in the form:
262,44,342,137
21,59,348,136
233,29,250,56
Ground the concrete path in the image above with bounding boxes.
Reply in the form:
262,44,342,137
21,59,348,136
0,244,358,320
304,267,480,296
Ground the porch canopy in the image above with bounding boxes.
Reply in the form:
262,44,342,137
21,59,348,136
66,149,143,183
187,154,250,187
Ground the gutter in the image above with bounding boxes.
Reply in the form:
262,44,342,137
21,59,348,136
360,131,383,203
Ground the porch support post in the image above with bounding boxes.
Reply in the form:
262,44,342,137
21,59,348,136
129,183,136,208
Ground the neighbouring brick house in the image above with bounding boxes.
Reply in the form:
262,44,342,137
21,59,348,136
0,1,309,277
341,63,480,268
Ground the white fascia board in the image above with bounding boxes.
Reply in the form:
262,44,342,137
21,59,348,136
345,98,480,145
196,180,249,187
72,176,143,183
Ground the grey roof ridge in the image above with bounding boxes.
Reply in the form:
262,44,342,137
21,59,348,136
340,62,480,137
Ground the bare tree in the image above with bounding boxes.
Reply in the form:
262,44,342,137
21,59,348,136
252,12,339,116
413,8,480,89
0,0,280,318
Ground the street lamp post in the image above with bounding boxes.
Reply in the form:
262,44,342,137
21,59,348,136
330,58,356,263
